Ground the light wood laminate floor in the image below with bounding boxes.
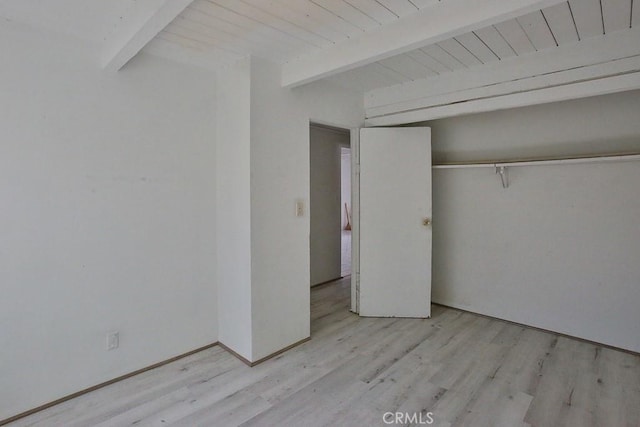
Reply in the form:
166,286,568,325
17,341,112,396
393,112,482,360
10,278,640,426
341,230,351,277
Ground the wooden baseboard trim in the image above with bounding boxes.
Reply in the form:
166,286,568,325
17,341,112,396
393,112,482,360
0,342,219,426
252,336,311,366
217,342,253,367
219,336,311,367
433,302,640,357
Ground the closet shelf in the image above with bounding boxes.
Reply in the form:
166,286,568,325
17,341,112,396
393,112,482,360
432,153,640,169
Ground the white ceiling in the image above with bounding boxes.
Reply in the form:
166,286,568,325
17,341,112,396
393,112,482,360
145,0,428,63
137,0,638,93
329,0,637,92
1,0,638,119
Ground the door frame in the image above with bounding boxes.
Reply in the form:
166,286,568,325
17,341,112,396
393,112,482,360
307,119,357,314
350,128,360,314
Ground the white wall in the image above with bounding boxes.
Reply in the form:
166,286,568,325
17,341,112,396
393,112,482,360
0,22,217,421
216,58,253,360
429,90,640,163
310,126,346,286
426,92,640,352
249,57,363,361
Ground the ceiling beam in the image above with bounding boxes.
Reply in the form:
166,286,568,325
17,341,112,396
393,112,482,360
102,0,194,72
366,55,640,120
366,27,640,116
364,72,640,126
281,0,566,88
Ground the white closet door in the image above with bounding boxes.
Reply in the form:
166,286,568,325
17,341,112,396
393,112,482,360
358,127,432,318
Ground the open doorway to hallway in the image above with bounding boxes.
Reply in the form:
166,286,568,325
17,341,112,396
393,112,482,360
341,146,351,277
309,123,351,293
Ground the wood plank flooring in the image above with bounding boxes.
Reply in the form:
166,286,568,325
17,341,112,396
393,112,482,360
9,277,640,426
341,230,351,277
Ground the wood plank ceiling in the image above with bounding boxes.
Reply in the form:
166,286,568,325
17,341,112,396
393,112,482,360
143,0,638,92
144,0,428,65
329,0,636,91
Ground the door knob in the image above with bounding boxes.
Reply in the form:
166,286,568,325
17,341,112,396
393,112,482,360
423,218,431,227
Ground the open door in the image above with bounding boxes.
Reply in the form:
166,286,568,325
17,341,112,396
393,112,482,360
357,127,432,318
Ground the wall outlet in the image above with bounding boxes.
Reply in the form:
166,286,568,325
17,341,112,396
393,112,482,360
106,331,119,351
295,199,305,217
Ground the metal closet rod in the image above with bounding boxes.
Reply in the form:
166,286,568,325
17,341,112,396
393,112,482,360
432,152,640,169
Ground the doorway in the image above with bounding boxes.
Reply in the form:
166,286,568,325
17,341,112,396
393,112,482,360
309,123,351,289
341,147,352,277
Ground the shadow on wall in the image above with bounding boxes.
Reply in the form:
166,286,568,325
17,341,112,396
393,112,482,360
432,136,640,164
423,90,640,164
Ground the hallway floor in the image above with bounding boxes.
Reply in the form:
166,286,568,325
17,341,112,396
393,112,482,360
341,230,351,277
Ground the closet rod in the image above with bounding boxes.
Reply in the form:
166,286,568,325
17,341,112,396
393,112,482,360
432,153,640,169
